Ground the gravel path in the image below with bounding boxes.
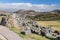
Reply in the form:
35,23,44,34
0,25,25,40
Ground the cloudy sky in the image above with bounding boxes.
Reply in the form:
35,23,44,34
0,0,60,12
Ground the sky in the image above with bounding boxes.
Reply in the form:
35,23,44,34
0,0,60,12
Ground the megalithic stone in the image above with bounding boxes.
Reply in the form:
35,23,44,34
1,17,6,26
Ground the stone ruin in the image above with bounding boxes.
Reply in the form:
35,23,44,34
11,13,60,39
0,13,60,39
53,30,60,39
0,17,6,26
41,27,52,36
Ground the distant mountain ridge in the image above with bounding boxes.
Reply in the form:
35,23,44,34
51,10,60,13
14,9,60,14
14,10,35,13
28,10,60,21
0,9,60,21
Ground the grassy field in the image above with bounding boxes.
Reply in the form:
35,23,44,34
36,21,60,31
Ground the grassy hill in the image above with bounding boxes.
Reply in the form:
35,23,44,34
15,9,60,21
27,10,60,21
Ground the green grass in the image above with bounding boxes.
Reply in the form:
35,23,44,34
9,26,25,38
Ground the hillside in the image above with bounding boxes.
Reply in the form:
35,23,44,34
14,10,60,21
14,9,41,16
27,10,60,21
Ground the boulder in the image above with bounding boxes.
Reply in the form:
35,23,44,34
0,17,6,26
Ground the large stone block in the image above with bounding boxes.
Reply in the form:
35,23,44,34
1,17,6,26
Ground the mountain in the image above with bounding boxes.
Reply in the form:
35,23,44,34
27,10,60,21
14,9,35,13
0,11,11,16
14,9,41,16
14,9,60,21
51,10,60,13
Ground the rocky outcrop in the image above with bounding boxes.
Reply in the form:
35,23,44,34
0,17,6,26
7,14,19,29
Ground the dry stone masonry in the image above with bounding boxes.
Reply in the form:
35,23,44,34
0,13,60,39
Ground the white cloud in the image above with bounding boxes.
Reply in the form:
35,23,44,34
0,3,59,12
